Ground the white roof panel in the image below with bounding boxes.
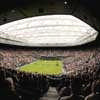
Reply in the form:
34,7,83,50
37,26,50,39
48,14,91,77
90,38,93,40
0,15,98,47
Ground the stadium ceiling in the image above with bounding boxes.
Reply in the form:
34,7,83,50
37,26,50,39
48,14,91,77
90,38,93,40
0,15,98,47
0,0,100,47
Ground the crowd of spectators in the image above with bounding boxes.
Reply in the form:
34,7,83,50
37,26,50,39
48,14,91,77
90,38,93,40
1,47,100,100
0,48,37,69
0,67,49,100
63,49,96,75
0,47,98,69
1,64,100,100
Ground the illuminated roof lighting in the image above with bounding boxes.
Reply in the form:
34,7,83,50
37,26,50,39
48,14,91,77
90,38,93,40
0,15,98,47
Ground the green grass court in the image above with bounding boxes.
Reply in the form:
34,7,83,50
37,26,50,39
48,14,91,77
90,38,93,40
19,59,63,75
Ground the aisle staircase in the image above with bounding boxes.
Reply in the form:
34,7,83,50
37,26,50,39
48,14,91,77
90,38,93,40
40,87,58,100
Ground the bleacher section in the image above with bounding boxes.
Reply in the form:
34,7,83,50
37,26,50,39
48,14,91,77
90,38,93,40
0,45,100,100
